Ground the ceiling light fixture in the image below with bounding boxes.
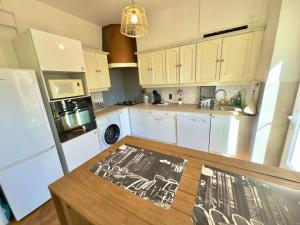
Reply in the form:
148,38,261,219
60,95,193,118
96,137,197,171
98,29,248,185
120,0,149,38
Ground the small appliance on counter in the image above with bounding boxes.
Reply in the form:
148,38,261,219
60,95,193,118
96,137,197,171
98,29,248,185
50,96,97,143
152,90,162,105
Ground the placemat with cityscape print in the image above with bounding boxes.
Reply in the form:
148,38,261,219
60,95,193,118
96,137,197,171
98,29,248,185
90,144,186,209
192,166,300,225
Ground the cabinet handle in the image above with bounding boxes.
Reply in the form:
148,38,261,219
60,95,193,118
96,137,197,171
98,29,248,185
81,67,85,71
96,69,102,73
176,64,182,68
190,118,197,122
216,59,220,62
220,59,225,62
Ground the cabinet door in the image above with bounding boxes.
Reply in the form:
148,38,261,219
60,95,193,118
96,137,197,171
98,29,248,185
31,29,85,72
177,115,210,151
179,44,196,84
138,53,152,85
119,108,131,138
144,115,160,140
151,50,166,85
220,33,253,82
129,108,144,137
95,53,111,89
196,39,222,83
166,47,180,84
209,115,231,155
160,117,177,144
210,115,252,159
62,130,101,172
83,51,98,91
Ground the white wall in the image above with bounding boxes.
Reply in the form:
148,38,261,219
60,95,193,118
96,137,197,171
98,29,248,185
137,0,270,51
251,0,300,166
0,0,102,49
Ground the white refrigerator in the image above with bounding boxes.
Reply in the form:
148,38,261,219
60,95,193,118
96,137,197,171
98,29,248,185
0,69,64,220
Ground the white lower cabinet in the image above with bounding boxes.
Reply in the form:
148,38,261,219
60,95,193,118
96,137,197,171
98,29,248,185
177,113,210,152
129,108,145,137
119,108,131,138
209,115,252,159
144,111,176,144
61,130,101,172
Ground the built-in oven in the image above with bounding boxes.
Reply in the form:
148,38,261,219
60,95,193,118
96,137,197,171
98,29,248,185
50,96,97,143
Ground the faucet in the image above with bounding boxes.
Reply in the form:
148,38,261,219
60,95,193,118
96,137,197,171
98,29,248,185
214,89,227,107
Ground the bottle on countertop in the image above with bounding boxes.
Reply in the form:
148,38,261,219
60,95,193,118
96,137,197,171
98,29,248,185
235,91,242,107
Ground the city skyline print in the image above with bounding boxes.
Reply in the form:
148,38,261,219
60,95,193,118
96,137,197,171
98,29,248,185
192,166,300,225
91,144,186,209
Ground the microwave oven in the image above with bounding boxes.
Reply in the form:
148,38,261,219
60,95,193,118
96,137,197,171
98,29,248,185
48,79,84,99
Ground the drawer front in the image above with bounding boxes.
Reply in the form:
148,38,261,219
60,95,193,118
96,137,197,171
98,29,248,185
152,110,177,118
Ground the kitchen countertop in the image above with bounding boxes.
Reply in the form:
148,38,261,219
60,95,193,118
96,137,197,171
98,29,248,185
94,105,126,118
132,103,247,116
94,103,250,118
49,136,300,225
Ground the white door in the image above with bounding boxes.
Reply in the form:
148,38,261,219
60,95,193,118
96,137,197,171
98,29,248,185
61,130,101,172
0,147,63,220
138,53,152,85
144,115,160,140
160,117,177,144
179,44,196,84
220,33,253,82
83,51,98,91
129,108,145,137
0,69,55,168
166,47,180,84
281,85,300,171
31,29,85,72
119,108,131,138
177,114,210,151
196,39,222,83
151,50,166,85
95,53,111,89
209,115,231,154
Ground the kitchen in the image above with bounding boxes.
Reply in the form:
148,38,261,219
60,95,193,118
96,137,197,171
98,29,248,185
0,0,300,225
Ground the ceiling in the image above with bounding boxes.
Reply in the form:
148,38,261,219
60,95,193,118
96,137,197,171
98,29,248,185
37,0,183,26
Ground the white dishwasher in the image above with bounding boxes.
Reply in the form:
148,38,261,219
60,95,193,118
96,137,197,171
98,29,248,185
177,113,211,152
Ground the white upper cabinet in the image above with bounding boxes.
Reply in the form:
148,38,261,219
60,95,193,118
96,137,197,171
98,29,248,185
138,51,166,85
179,44,196,84
220,32,253,82
199,0,265,34
137,31,262,86
30,29,85,72
152,50,166,85
196,39,222,83
138,53,153,85
166,47,180,84
83,50,111,92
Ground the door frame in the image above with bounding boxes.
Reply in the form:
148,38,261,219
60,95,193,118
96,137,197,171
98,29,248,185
280,83,300,170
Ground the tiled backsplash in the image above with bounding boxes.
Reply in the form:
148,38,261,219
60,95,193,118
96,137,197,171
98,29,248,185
91,92,104,103
147,82,260,107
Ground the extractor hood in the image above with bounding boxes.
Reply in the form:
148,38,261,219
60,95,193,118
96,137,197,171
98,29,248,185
102,24,137,68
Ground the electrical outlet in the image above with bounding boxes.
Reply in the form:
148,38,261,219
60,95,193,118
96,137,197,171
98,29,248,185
169,94,172,100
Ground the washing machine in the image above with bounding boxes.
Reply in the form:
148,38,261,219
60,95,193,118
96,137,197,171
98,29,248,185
97,112,122,151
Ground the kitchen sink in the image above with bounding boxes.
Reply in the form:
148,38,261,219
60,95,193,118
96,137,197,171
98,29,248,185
214,106,243,112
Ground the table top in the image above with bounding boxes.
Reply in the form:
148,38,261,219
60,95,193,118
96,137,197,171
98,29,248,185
49,136,300,225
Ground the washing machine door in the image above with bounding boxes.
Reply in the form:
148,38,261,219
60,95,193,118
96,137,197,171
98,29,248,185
104,124,121,145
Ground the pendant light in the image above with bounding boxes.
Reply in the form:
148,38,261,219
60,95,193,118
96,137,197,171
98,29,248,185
120,0,149,38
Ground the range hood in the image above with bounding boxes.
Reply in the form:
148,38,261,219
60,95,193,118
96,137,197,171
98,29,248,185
102,24,138,69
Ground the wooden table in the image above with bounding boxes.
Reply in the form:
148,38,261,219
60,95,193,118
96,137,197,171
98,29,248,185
49,136,300,225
